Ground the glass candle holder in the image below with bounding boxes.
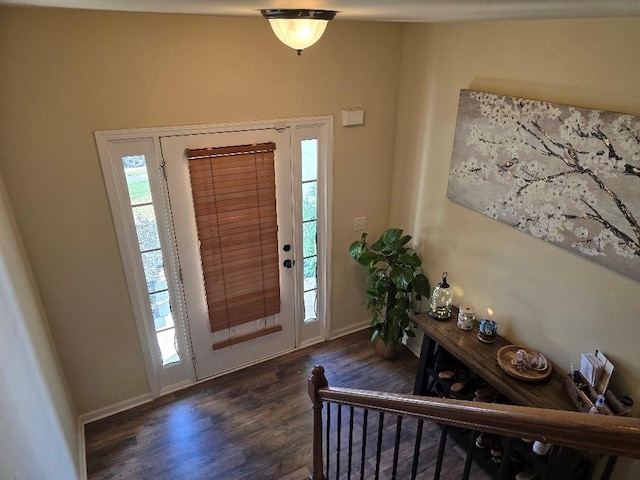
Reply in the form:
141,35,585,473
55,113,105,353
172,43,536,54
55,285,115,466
428,272,452,319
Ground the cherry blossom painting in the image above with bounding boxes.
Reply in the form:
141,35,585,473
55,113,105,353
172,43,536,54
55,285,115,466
447,89,640,282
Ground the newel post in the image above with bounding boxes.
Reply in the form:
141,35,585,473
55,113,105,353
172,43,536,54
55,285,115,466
308,365,328,480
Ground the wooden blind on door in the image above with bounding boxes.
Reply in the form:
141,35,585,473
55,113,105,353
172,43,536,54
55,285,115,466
186,143,281,343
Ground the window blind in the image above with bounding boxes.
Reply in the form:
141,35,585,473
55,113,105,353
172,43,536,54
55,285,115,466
186,143,281,342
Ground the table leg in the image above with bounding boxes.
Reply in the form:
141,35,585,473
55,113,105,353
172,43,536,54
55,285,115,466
414,333,436,395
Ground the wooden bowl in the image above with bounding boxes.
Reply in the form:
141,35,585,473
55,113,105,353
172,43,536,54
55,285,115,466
497,345,552,382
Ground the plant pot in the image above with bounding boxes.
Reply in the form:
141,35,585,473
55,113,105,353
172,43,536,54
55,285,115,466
374,338,401,359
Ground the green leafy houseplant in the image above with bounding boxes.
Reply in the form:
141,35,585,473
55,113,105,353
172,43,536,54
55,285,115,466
349,228,430,349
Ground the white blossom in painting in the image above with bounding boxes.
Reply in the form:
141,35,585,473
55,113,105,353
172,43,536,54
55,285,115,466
448,90,640,281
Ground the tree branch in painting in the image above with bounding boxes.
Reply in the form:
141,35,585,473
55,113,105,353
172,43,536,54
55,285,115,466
449,91,640,269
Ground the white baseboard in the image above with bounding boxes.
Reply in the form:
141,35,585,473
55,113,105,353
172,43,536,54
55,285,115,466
327,320,423,361
77,417,87,480
80,322,412,427
405,330,423,358
159,379,194,397
80,392,154,425
328,320,423,359
299,335,325,349
328,319,371,340
78,392,153,479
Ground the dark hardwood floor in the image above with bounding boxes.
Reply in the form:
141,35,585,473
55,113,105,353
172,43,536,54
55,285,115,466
84,329,491,479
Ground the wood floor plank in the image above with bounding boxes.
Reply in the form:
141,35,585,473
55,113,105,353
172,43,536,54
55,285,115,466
85,329,490,479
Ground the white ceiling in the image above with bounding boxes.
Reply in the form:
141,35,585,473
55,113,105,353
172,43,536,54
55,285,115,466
2,0,640,22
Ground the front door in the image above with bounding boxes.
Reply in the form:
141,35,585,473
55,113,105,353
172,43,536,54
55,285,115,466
160,128,295,380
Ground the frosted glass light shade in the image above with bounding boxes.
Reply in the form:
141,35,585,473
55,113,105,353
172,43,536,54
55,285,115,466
268,18,328,52
261,9,337,54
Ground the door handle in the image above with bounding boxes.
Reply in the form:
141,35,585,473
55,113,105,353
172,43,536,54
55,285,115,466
283,259,294,268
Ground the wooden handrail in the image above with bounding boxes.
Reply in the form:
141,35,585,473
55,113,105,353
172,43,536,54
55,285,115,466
308,364,640,480
318,387,640,458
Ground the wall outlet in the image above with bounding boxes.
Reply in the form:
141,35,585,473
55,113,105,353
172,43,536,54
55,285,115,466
353,216,366,231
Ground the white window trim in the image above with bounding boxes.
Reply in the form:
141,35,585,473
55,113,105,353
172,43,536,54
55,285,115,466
292,122,333,347
96,116,333,397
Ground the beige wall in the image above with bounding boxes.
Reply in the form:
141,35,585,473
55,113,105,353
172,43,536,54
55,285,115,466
0,171,79,479
3,5,640,474
391,17,640,478
0,7,403,414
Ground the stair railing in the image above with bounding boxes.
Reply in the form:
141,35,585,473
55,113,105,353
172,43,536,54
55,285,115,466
308,365,640,480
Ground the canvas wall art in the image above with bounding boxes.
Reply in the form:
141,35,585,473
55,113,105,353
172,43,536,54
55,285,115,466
447,89,640,282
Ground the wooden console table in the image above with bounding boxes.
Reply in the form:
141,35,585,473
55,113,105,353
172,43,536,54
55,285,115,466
412,307,597,479
412,307,576,411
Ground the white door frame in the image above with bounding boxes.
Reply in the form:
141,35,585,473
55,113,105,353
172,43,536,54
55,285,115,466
96,116,333,396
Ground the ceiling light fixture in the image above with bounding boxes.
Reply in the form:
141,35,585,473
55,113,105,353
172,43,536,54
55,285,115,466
261,9,337,55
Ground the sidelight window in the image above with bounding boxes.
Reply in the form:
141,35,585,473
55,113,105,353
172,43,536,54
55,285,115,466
301,140,318,323
96,135,194,396
294,122,331,348
122,155,179,366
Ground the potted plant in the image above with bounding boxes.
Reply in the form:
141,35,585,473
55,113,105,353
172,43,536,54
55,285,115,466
349,228,430,358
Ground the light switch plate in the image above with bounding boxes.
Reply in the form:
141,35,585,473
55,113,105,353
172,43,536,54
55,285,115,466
353,216,366,231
